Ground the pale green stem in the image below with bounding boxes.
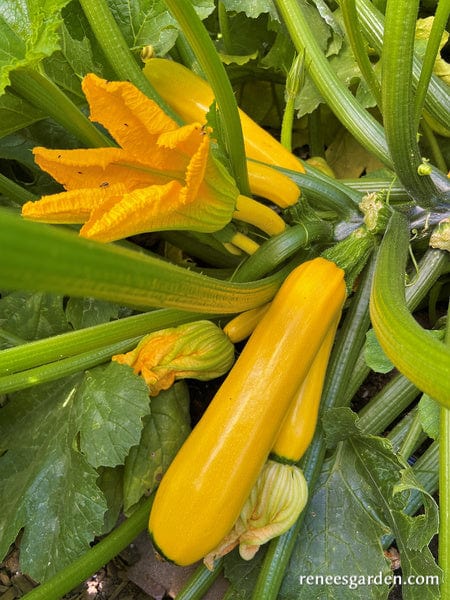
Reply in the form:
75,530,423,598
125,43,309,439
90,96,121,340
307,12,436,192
439,301,450,597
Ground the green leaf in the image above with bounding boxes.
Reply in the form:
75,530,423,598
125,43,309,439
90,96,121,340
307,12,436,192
0,362,149,581
294,43,361,117
41,3,116,94
220,51,258,66
65,297,121,329
279,408,440,599
322,406,361,446
224,547,268,599
105,0,215,57
97,466,124,533
0,375,106,582
418,394,440,440
78,362,150,468
220,0,278,20
364,328,394,374
123,381,191,512
0,91,45,138
0,0,72,94
0,291,70,349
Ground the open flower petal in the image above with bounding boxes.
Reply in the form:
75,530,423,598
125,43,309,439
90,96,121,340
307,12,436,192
22,184,126,224
83,73,178,161
80,181,182,242
32,147,165,190
22,73,239,241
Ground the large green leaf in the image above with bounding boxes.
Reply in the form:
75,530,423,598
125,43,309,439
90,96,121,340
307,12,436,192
0,362,149,582
0,0,71,93
278,408,440,600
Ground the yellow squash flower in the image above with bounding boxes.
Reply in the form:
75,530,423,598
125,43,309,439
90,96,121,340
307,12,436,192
112,320,235,396
22,74,239,243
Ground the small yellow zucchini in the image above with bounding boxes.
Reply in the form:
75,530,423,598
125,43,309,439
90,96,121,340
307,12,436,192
148,257,346,565
223,303,271,343
246,161,300,208
271,315,340,463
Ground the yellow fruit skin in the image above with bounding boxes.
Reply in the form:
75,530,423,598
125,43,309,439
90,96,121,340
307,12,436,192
148,258,346,566
143,58,305,174
271,316,340,463
223,303,270,343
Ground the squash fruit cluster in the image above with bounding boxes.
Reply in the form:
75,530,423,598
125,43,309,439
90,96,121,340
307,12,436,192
148,257,346,566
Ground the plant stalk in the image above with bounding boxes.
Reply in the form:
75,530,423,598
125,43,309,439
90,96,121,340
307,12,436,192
163,0,250,194
439,301,450,597
274,0,391,166
9,68,111,148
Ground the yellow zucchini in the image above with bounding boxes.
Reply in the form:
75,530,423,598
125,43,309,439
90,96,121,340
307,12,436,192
271,315,340,463
143,58,305,175
247,161,300,207
148,257,346,565
223,303,271,343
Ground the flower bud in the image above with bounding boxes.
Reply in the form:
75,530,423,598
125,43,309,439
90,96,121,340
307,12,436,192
430,218,450,252
203,460,308,568
112,320,235,395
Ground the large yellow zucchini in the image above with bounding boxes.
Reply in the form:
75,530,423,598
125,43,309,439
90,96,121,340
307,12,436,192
148,257,346,565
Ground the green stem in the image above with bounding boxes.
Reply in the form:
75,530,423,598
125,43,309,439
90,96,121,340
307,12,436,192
409,441,439,512
439,301,450,597
386,408,422,453
342,178,409,203
175,560,224,600
274,0,391,166
342,349,370,406
340,0,382,108
370,210,450,405
0,209,285,314
218,2,233,55
382,0,441,207
398,406,427,461
232,223,331,283
22,496,153,600
356,0,450,141
9,68,111,148
281,54,304,151
286,171,361,218
163,0,250,194
421,117,449,174
413,0,450,125
308,108,325,157
0,309,206,376
0,338,140,394
358,373,420,435
251,254,377,600
78,0,179,121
